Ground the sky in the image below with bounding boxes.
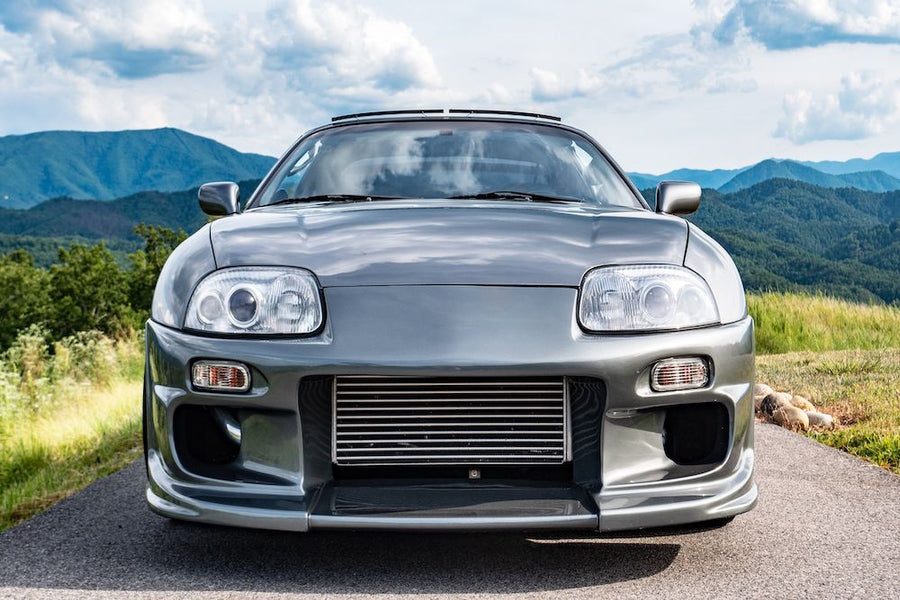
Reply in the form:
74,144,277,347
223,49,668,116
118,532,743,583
1,0,900,174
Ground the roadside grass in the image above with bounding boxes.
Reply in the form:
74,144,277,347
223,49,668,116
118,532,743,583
0,331,143,531
756,348,900,475
748,292,900,355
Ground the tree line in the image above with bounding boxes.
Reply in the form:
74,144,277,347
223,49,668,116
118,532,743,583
0,225,186,349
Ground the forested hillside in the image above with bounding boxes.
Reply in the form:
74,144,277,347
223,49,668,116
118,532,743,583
0,129,274,209
0,180,259,253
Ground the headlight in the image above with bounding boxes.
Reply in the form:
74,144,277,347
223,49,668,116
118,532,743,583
579,265,719,332
185,267,323,335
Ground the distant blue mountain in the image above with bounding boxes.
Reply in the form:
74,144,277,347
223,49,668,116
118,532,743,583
0,128,276,209
835,170,900,192
718,160,900,193
629,157,900,194
628,167,746,190
719,160,847,193
802,152,900,179
627,173,660,190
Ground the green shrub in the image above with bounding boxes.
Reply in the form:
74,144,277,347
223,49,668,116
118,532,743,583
0,327,138,417
0,224,185,352
50,331,118,388
47,243,132,339
127,224,187,319
2,325,51,411
0,251,50,349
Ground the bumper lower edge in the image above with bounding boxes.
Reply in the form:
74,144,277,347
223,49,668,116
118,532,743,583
147,448,756,533
596,449,757,531
146,451,310,532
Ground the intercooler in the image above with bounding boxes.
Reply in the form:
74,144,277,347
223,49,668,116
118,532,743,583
332,376,569,466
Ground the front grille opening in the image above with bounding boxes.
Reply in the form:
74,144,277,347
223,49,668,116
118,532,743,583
333,376,569,466
663,402,730,465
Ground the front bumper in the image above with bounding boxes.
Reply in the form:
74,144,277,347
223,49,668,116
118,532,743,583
145,285,756,532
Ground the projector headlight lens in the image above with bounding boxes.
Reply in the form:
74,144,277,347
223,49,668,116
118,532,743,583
227,287,260,326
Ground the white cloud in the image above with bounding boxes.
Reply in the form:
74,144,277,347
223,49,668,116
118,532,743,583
192,0,447,141
72,80,173,129
775,72,900,143
530,68,565,101
529,27,759,106
707,75,758,94
709,0,900,49
0,0,217,78
0,35,191,134
530,68,602,102
257,0,441,95
481,83,514,105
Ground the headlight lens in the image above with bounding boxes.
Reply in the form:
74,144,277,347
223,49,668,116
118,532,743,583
185,267,323,335
579,265,719,332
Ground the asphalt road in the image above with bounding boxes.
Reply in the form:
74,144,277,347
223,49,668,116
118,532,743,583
1,422,898,600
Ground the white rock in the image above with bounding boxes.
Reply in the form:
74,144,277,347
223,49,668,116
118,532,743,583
790,395,816,412
806,411,835,429
773,405,810,431
761,392,792,416
754,383,774,400
754,383,774,411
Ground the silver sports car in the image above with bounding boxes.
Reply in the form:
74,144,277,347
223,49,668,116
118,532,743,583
144,109,756,532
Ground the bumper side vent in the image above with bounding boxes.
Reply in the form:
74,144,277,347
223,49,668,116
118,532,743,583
333,376,568,466
663,402,730,465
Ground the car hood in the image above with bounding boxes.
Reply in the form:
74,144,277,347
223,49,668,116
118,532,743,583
209,201,688,287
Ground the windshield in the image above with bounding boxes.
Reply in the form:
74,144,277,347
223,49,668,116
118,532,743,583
253,121,642,208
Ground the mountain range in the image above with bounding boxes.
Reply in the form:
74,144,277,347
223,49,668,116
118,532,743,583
629,156,900,194
0,128,275,209
3,127,900,208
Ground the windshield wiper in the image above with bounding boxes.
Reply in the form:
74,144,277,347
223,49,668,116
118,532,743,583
267,194,409,206
447,190,582,203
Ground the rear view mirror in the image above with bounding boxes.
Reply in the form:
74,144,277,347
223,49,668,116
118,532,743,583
199,182,240,216
656,181,701,216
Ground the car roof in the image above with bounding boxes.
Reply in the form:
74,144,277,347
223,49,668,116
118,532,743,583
330,108,562,123
311,109,596,150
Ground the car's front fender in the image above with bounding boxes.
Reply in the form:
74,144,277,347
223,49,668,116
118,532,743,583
151,224,217,328
683,223,747,324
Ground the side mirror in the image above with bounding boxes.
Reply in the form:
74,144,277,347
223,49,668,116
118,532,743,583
656,181,701,216
198,182,240,216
